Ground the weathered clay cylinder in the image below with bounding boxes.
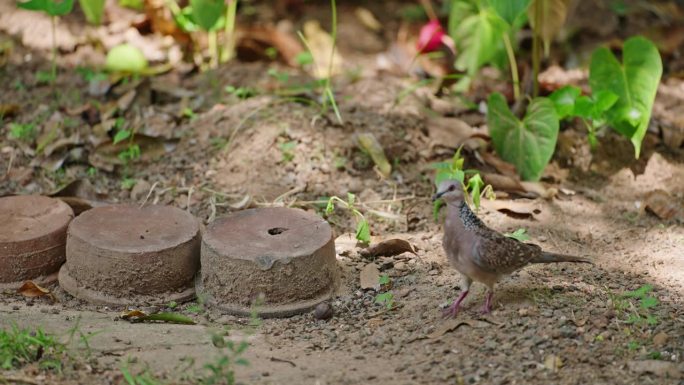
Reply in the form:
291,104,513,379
59,204,200,305
198,207,338,317
0,195,74,289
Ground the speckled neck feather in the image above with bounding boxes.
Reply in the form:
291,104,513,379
448,200,486,231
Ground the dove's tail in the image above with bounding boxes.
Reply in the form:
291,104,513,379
531,252,593,264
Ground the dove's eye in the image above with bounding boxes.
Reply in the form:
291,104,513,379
448,185,456,191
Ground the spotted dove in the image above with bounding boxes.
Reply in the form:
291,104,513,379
433,179,591,317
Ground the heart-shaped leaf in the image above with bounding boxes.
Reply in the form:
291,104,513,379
491,0,531,26
449,1,506,76
528,0,570,56
190,0,225,32
487,92,559,181
589,36,662,158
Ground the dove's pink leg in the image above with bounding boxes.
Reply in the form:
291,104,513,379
481,291,493,314
442,290,469,318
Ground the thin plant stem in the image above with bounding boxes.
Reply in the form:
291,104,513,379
503,33,520,102
208,30,218,69
325,0,343,124
532,3,541,97
220,0,238,63
51,15,57,87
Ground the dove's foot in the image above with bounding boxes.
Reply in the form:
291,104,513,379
480,291,493,314
442,290,469,318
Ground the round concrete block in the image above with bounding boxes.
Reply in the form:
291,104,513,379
59,204,200,305
197,207,338,318
0,195,74,289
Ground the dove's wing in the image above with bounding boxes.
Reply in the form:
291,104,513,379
471,233,543,275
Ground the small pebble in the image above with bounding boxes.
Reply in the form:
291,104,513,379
313,302,333,320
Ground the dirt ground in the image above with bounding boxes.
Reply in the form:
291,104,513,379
1,1,684,384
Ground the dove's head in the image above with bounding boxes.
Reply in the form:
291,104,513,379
432,179,465,203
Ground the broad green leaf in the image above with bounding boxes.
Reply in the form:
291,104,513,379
593,90,619,113
549,85,581,119
435,169,464,187
449,1,507,76
487,92,559,181
355,219,370,243
490,0,531,25
640,296,658,309
105,44,148,73
18,0,74,16
78,0,105,24
189,0,225,31
528,0,570,56
589,36,662,158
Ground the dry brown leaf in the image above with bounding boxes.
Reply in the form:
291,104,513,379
359,263,381,290
355,7,382,32
644,190,684,222
49,179,109,215
237,25,304,66
0,103,19,118
88,135,178,172
359,239,416,259
482,173,525,193
303,20,343,78
427,117,478,151
17,281,52,298
481,152,517,178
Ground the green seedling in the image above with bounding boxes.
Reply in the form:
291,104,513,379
431,148,493,219
224,85,257,99
121,177,136,190
504,228,530,242
121,361,165,385
589,36,662,158
621,284,659,327
119,0,142,10
186,304,203,314
326,193,370,244
202,338,249,385
9,122,37,142
374,274,395,310
278,140,297,163
17,0,74,86
295,0,343,124
0,325,65,371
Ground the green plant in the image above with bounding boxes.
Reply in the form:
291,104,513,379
296,0,343,124
224,85,257,99
325,193,370,244
374,274,395,310
504,228,530,241
589,36,662,158
0,325,65,371
487,92,559,181
550,86,618,147
431,148,494,218
17,0,75,86
622,284,659,327
121,177,137,190
121,361,165,385
202,338,249,385
8,122,37,142
278,140,297,162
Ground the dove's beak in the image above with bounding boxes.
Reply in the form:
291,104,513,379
432,191,444,202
